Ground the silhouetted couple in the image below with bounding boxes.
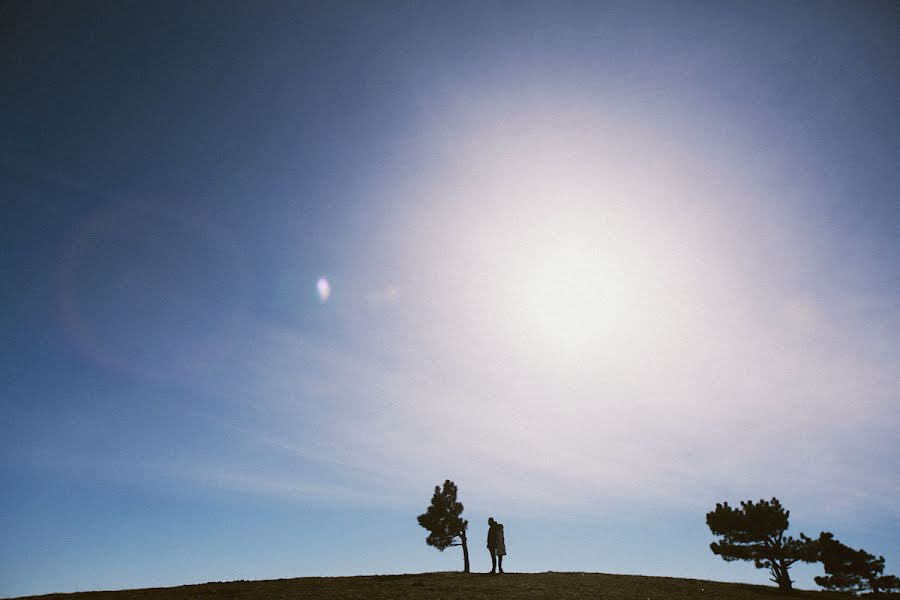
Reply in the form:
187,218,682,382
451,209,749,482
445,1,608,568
487,517,506,574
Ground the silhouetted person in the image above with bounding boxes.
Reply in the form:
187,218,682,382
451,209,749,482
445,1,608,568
496,522,506,573
487,517,506,574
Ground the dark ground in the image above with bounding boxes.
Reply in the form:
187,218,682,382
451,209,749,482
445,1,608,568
9,572,856,600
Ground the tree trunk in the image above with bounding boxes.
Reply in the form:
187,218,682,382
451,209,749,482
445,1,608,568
773,561,793,591
460,530,470,573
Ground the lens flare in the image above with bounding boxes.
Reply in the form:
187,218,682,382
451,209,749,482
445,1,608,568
317,277,331,302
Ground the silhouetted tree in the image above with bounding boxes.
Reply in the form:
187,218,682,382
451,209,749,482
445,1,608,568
813,532,900,596
417,479,470,573
706,497,817,591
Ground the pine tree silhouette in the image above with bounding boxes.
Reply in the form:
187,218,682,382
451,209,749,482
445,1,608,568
814,532,900,595
416,479,470,573
706,497,817,591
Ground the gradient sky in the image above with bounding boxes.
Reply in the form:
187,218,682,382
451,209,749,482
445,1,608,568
2,1,899,597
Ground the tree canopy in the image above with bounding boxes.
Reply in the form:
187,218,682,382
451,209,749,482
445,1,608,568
417,479,470,572
813,532,900,595
706,497,817,591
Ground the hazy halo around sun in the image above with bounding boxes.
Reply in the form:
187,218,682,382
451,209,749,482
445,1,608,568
381,90,752,375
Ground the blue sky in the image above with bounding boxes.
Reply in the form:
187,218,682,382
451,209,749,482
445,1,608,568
2,1,899,596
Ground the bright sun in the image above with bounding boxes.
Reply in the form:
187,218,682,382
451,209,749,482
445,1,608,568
520,237,648,357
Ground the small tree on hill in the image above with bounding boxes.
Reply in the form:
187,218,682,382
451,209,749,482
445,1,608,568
813,532,900,596
417,479,470,573
706,497,818,591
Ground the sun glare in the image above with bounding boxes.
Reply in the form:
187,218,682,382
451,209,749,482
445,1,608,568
522,239,637,355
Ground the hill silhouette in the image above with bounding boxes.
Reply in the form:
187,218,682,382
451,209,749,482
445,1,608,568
8,572,851,600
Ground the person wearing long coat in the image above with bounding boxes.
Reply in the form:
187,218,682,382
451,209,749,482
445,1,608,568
487,517,498,573
495,523,506,574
